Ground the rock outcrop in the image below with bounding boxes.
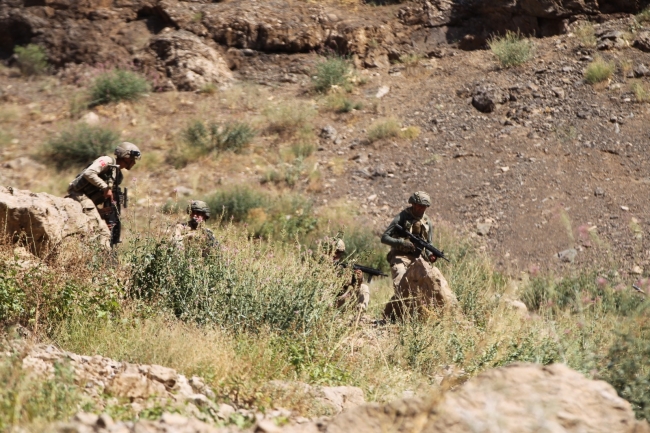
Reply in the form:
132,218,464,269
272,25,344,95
0,186,110,257
149,29,233,91
321,363,649,433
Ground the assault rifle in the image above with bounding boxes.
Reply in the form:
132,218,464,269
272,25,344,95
99,167,128,247
339,263,388,283
394,224,450,263
632,284,647,296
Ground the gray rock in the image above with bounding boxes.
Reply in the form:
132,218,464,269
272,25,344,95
216,403,236,420
471,87,507,113
173,186,193,197
551,87,565,99
558,248,578,263
73,412,99,426
477,222,492,236
320,125,338,141
373,165,388,177
594,187,605,197
634,64,649,78
634,31,650,52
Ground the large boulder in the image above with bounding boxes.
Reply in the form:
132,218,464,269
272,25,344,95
0,186,108,256
149,29,233,91
321,363,649,433
384,257,457,320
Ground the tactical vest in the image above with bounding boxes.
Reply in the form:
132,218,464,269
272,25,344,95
393,212,431,254
69,157,122,199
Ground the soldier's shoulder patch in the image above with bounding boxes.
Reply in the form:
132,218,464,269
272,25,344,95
99,160,106,167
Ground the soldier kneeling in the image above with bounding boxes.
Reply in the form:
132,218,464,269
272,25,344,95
380,191,457,320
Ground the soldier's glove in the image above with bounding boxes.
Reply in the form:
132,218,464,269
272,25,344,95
399,239,416,252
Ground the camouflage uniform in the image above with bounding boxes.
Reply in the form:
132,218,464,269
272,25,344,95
333,239,370,311
173,200,217,253
381,191,455,318
67,142,140,248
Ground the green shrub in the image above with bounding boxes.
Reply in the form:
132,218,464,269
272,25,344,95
601,325,650,420
126,234,340,333
522,272,641,316
367,118,400,142
89,69,150,106
183,120,255,154
0,354,86,430
488,31,535,68
0,246,122,334
313,57,351,93
204,187,317,238
323,93,363,113
44,124,120,170
13,44,48,76
205,186,268,223
341,227,388,272
584,57,615,84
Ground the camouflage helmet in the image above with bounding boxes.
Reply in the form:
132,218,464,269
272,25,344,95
334,239,346,253
187,200,210,220
115,142,142,160
408,191,431,206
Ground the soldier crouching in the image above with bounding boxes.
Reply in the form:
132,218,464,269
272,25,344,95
332,239,370,311
380,191,457,320
173,200,218,253
66,142,141,249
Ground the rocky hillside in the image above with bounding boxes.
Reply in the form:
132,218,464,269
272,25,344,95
9,341,648,433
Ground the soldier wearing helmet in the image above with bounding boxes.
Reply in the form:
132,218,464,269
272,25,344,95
330,238,370,311
67,142,141,248
381,191,455,318
173,200,217,251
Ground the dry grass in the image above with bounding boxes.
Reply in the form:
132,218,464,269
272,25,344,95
574,22,597,48
264,102,316,139
631,81,650,102
584,56,615,84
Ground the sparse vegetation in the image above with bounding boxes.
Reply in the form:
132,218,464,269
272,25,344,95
575,22,597,48
367,118,400,142
584,56,615,84
13,44,48,76
43,124,121,170
265,102,316,138
169,120,256,167
636,7,650,24
89,69,150,107
323,93,363,113
632,81,650,102
313,57,352,93
488,31,535,68
367,119,419,142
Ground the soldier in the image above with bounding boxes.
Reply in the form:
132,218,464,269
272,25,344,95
173,200,217,251
381,191,456,319
332,239,370,311
67,142,141,248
